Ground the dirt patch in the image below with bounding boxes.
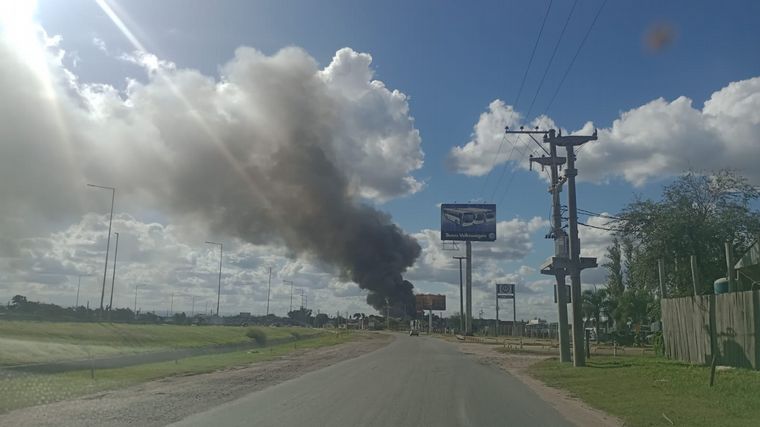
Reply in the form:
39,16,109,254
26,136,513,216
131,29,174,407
0,333,391,427
457,342,622,427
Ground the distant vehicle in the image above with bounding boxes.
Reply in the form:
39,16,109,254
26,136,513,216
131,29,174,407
409,320,420,336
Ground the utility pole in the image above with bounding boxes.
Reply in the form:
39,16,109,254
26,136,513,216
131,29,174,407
191,296,196,317
465,241,473,335
205,241,223,317
266,267,272,315
556,129,598,367
75,275,83,307
507,127,597,366
284,280,294,312
108,232,119,315
506,127,571,362
453,256,466,333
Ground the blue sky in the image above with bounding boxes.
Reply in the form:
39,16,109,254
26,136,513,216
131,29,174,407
35,0,760,230
3,0,760,318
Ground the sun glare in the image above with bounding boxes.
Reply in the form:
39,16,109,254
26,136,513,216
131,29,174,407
0,0,56,99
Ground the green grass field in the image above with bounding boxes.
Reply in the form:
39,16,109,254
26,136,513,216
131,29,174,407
529,355,760,427
0,332,353,413
0,321,319,365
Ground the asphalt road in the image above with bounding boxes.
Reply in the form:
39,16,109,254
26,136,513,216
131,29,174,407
171,334,572,427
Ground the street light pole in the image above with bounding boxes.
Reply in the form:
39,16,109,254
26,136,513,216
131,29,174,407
205,241,223,317
108,232,119,314
75,275,83,307
266,267,272,316
87,183,116,315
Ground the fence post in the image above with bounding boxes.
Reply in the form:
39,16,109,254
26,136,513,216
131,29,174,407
725,242,736,292
658,259,666,299
753,290,760,370
690,255,700,297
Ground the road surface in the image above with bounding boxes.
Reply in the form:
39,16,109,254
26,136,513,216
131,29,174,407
172,334,572,427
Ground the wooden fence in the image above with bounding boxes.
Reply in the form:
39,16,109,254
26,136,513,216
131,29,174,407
661,290,760,369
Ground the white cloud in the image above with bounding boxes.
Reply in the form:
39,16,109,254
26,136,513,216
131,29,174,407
0,22,425,314
92,36,107,53
449,77,760,185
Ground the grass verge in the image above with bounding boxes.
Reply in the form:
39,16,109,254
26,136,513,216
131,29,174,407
0,331,353,414
529,355,760,426
0,321,318,365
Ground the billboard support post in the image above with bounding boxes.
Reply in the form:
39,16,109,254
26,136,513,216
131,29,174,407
513,292,516,336
453,256,466,333
495,290,499,336
496,284,516,336
466,241,472,335
441,203,494,337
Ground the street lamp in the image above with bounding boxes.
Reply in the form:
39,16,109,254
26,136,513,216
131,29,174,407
205,241,223,317
87,183,116,314
108,231,119,314
75,274,95,308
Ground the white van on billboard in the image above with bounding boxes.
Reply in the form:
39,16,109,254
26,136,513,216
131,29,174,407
440,204,496,241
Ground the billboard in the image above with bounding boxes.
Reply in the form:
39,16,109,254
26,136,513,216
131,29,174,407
441,204,496,242
496,283,515,299
415,294,446,311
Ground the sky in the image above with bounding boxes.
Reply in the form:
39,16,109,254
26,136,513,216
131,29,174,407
1,0,759,321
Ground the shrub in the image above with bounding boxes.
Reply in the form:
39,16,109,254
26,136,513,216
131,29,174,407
291,331,302,340
652,331,665,356
246,328,267,346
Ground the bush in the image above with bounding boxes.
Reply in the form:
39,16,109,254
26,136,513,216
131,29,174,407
291,331,303,340
246,328,267,346
652,331,665,356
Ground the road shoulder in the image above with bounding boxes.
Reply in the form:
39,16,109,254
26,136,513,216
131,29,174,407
456,341,622,427
0,332,391,427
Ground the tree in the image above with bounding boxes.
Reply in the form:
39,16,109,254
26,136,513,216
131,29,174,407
616,170,760,297
314,313,330,327
582,287,608,336
11,295,27,307
287,307,313,325
603,238,624,299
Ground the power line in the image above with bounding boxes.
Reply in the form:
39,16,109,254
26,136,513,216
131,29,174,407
542,0,608,115
523,0,579,120
495,136,542,206
577,221,618,232
576,208,624,221
489,140,518,201
480,0,555,200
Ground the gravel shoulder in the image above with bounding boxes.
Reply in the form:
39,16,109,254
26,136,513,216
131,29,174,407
455,341,622,427
0,332,391,427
